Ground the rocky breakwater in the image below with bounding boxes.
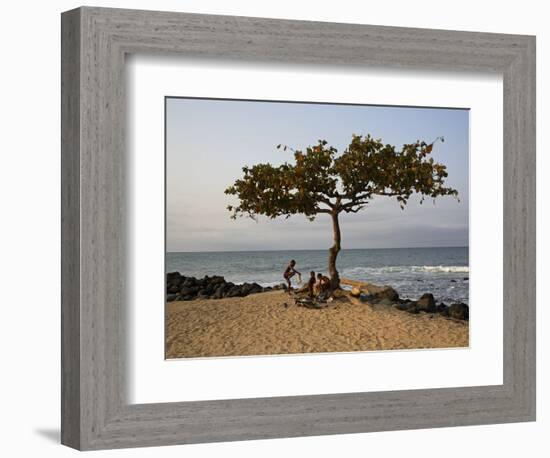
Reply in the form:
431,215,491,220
345,279,469,321
166,272,279,301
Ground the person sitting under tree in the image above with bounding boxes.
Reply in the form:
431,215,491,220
315,273,331,296
296,271,316,298
283,260,301,294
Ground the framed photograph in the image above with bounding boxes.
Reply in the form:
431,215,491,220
61,6,536,450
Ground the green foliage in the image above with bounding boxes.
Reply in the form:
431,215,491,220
225,134,458,219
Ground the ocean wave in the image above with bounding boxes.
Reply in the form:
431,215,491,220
343,265,469,275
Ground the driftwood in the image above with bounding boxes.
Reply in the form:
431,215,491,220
340,278,388,295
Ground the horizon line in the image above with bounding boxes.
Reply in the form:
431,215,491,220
167,246,469,254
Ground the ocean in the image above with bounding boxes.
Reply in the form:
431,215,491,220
166,247,469,305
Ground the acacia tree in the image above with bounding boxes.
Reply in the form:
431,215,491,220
225,134,458,289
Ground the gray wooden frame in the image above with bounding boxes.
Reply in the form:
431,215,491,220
61,6,536,451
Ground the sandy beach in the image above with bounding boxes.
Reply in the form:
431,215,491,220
166,290,469,359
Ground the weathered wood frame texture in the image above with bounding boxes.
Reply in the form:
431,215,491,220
61,6,536,451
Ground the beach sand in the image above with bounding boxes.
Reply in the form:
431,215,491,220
166,290,469,358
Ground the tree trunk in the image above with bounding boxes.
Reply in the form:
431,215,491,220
328,211,341,289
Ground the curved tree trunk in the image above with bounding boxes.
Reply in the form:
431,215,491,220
328,211,341,289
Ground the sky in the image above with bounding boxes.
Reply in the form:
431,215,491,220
166,98,469,252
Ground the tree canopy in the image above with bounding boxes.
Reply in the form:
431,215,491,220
225,134,458,220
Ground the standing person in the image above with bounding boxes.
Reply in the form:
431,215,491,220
283,260,301,294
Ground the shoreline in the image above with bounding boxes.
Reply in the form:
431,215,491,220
166,272,469,318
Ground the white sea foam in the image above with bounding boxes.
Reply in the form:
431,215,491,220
343,265,469,275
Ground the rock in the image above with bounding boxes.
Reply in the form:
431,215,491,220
249,283,263,294
203,283,216,295
182,277,197,288
166,293,178,302
166,272,186,293
416,293,436,313
166,272,182,282
210,275,225,285
395,301,417,312
350,287,362,298
463,277,469,281
377,298,395,306
375,286,399,302
450,279,457,283
197,289,210,298
241,283,254,295
212,286,224,299
168,275,272,301
435,303,448,314
406,306,420,314
179,286,195,297
167,284,180,294
226,286,244,298
448,303,469,320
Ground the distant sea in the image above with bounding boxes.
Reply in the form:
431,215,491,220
166,247,469,305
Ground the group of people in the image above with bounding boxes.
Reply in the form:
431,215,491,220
283,260,331,298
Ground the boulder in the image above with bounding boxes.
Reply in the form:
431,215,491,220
166,272,182,282
167,284,180,294
212,285,224,299
240,283,254,295
395,301,417,312
179,286,195,297
182,277,197,288
203,283,216,295
249,283,263,294
166,272,186,293
416,293,436,313
377,298,395,306
197,289,211,298
375,286,399,302
209,275,225,286
448,303,469,320
168,275,271,301
226,286,244,298
435,303,448,314
166,293,178,302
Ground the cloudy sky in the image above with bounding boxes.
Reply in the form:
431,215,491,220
166,98,469,253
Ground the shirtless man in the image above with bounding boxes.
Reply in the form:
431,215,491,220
283,260,301,294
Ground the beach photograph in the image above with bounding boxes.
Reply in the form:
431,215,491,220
165,97,469,359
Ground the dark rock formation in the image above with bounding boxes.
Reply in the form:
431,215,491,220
416,293,436,313
166,272,271,301
448,303,469,320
